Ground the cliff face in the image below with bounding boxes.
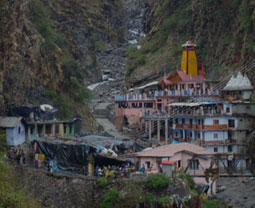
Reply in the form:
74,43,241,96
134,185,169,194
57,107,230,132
0,0,123,131
126,0,255,86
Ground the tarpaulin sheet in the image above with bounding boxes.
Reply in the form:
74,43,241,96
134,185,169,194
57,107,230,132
78,135,144,153
33,140,96,171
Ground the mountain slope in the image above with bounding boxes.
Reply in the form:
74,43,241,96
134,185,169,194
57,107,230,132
0,0,124,131
126,0,255,86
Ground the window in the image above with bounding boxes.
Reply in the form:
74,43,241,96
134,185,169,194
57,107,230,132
64,125,67,134
30,126,34,135
190,132,192,137
213,120,219,125
228,119,235,128
69,125,72,134
55,124,59,134
144,103,153,108
175,132,178,137
182,118,185,124
190,160,199,170
226,107,230,113
178,160,181,168
189,119,193,125
214,147,218,152
228,145,232,152
18,127,21,134
146,161,151,169
214,133,218,139
175,118,178,124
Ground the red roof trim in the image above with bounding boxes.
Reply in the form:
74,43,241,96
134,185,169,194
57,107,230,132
161,160,176,165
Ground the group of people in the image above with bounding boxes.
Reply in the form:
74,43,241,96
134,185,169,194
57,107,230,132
8,147,26,165
95,163,135,178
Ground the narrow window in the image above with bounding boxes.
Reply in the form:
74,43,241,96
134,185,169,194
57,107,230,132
214,147,218,152
178,160,181,168
226,107,230,113
214,133,218,139
213,120,219,125
190,160,199,170
228,119,235,128
18,127,21,134
228,145,232,152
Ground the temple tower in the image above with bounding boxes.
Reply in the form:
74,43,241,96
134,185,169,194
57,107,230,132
180,41,198,76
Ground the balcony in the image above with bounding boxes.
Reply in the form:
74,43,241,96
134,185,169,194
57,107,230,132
201,139,238,146
114,89,219,101
174,124,203,130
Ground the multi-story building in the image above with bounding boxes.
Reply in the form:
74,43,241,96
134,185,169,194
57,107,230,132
114,41,218,129
114,41,255,171
168,100,255,170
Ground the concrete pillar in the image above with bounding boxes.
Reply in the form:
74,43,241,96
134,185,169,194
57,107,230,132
88,154,94,176
149,119,152,140
165,118,168,144
28,126,31,142
177,84,180,96
52,124,56,137
145,120,148,133
35,124,38,138
157,119,160,142
202,82,206,95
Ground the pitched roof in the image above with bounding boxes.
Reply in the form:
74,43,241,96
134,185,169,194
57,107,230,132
176,70,202,82
223,72,254,91
161,70,204,86
135,143,213,158
0,117,23,128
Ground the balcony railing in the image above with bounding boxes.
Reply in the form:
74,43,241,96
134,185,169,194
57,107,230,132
115,89,219,101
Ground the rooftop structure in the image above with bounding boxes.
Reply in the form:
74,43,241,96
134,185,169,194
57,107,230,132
135,142,213,158
223,72,253,91
115,41,218,128
0,117,25,146
134,142,216,194
0,117,23,128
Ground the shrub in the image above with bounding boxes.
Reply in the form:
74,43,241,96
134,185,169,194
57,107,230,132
239,0,251,30
0,155,39,207
146,173,170,190
179,173,195,190
143,193,155,203
157,196,171,204
97,178,107,188
101,188,121,208
94,40,106,52
0,129,6,153
202,199,225,208
30,0,67,50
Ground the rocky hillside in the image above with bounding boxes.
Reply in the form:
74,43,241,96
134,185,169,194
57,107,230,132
1,0,255,129
0,0,124,131
126,0,255,86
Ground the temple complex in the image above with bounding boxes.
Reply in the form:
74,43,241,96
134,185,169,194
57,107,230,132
115,41,218,128
114,41,255,171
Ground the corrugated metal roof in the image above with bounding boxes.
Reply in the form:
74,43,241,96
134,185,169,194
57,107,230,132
0,117,22,128
135,143,213,158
